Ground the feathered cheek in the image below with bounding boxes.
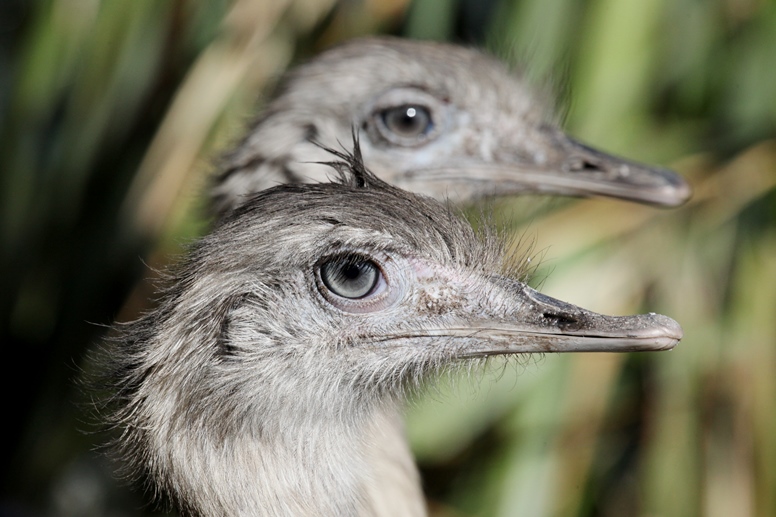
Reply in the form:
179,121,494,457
408,259,478,318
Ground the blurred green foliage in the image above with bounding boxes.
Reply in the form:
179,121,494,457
1,0,774,516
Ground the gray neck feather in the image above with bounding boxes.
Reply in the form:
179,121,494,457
113,297,426,516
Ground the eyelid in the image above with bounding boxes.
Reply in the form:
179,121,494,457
314,251,403,314
362,87,449,148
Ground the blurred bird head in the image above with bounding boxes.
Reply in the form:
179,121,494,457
213,37,691,216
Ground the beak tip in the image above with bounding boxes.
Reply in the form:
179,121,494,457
653,175,693,207
646,313,683,350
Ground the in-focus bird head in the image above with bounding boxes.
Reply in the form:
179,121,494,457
104,143,682,516
214,36,691,216
138,144,682,436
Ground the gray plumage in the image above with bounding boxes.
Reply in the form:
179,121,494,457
212,36,691,217
102,145,681,516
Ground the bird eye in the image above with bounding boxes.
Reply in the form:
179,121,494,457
378,105,433,142
364,87,447,148
320,255,380,299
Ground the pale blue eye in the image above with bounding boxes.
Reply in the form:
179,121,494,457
320,256,379,299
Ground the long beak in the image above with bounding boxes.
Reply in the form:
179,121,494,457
407,134,692,208
379,279,682,357
454,285,682,356
458,282,683,357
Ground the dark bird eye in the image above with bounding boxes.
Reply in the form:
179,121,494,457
320,256,380,299
379,105,433,140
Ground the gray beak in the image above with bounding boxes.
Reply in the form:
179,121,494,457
543,135,693,207
406,132,692,208
454,283,682,357
385,276,682,357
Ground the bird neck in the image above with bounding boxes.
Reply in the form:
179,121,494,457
163,403,426,517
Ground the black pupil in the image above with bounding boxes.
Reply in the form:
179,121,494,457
382,105,431,138
321,257,379,299
341,263,362,280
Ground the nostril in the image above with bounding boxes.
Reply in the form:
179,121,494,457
568,158,603,172
542,312,578,326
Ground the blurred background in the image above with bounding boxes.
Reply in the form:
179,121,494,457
1,0,774,515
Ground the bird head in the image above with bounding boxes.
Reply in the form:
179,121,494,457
103,142,683,515
114,142,682,449
213,37,691,216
